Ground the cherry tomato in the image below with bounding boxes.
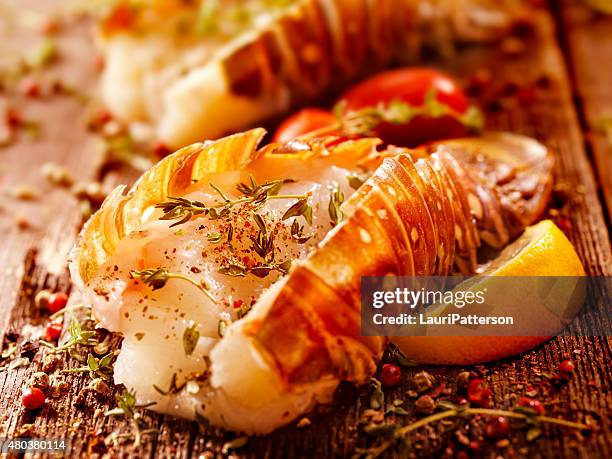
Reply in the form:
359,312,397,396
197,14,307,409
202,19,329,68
380,363,401,387
272,108,337,142
48,292,68,314
339,67,470,146
22,387,46,410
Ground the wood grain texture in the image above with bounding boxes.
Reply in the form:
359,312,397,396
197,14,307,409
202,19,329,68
0,3,610,459
556,0,612,222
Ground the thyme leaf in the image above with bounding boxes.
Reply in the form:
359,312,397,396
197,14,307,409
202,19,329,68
207,232,222,243
153,373,186,396
131,268,218,304
328,185,344,226
183,322,200,356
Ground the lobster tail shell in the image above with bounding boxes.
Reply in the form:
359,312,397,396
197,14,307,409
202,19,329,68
251,133,553,385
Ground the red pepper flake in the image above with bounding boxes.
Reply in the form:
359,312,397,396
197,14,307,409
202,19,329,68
20,78,41,98
380,363,401,387
429,382,446,399
6,108,22,127
517,396,545,414
22,387,46,410
467,378,491,407
232,299,244,309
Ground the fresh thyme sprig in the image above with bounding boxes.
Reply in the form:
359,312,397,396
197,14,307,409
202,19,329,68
39,317,98,353
61,352,115,380
355,402,591,458
299,91,483,140
183,321,200,356
155,181,308,227
130,267,218,305
218,260,292,279
328,185,345,226
290,219,312,244
105,389,157,448
153,373,186,396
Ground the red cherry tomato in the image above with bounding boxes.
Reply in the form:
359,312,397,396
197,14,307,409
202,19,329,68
339,67,470,147
22,387,46,410
272,108,337,142
48,292,68,314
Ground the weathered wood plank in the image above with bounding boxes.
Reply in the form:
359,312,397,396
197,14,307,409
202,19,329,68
0,3,610,459
556,0,612,222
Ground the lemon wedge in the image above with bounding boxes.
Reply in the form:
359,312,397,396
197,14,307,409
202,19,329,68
391,220,585,364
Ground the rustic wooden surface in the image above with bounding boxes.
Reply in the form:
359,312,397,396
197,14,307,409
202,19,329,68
0,1,611,458
556,0,612,221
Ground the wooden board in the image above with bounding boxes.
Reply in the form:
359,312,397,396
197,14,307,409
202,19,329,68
556,0,612,221
0,2,610,458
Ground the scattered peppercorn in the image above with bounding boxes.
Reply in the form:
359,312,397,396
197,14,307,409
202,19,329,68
467,378,492,407
413,371,436,393
559,359,575,374
22,387,46,410
380,363,401,387
47,292,68,314
414,395,436,415
485,416,510,439
45,322,63,342
29,372,50,392
34,289,51,310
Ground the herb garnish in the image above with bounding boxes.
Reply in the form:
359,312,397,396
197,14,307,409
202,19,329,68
105,389,157,447
328,185,344,226
61,352,115,381
356,402,590,458
207,232,223,243
153,373,186,396
40,317,98,353
299,91,483,140
183,321,200,356
155,183,308,227
282,197,313,224
130,267,218,305
291,219,312,244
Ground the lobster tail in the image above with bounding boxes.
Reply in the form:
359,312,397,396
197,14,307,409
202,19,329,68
251,133,553,385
